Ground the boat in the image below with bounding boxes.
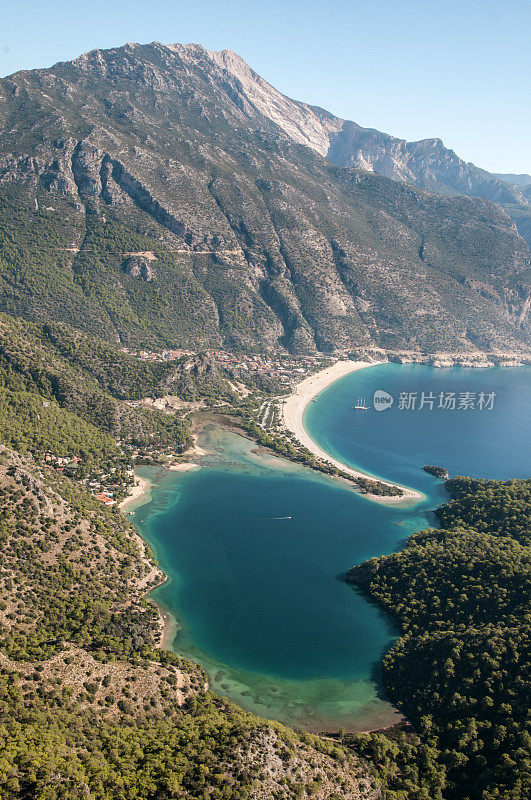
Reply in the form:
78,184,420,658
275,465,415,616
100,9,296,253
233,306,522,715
354,397,369,410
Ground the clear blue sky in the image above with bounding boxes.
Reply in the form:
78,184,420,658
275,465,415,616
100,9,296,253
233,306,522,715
1,0,529,173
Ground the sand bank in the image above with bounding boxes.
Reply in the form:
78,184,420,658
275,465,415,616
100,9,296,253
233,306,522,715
119,474,152,511
281,360,424,505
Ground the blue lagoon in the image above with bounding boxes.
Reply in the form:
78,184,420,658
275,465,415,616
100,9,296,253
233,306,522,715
131,365,530,731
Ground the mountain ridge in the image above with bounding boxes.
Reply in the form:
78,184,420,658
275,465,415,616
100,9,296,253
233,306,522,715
205,44,530,234
0,41,529,354
494,173,531,188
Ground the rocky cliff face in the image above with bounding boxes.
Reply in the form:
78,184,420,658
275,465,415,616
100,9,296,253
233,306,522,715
206,48,343,156
211,48,531,244
327,130,527,204
0,41,528,353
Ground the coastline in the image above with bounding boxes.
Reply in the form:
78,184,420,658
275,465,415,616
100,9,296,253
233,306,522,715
119,474,152,512
120,468,196,656
120,430,404,733
281,360,424,505
157,602,181,650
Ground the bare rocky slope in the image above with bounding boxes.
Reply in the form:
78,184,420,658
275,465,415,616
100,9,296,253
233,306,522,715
211,48,531,245
0,41,529,354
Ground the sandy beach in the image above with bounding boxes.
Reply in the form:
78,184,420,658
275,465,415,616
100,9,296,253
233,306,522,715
184,441,209,458
281,360,424,505
119,474,152,511
168,462,200,472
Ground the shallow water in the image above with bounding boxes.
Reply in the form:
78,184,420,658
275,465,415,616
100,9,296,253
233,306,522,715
132,365,530,731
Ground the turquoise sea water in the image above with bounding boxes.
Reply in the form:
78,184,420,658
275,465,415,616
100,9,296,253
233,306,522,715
131,365,530,731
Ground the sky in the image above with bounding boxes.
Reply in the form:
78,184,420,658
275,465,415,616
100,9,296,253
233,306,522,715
0,0,529,174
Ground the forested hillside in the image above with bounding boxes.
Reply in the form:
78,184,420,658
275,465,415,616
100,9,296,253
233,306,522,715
0,37,528,796
0,310,382,799
0,446,381,800
0,305,529,798
347,478,531,800
0,313,231,457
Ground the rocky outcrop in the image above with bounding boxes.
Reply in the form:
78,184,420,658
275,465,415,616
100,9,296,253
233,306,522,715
121,255,155,281
423,465,449,480
345,559,380,587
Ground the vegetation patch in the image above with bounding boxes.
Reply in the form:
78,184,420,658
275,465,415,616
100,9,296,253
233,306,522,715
346,477,531,799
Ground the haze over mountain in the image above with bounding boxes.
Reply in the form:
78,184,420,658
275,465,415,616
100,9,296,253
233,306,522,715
494,174,531,189
0,41,529,354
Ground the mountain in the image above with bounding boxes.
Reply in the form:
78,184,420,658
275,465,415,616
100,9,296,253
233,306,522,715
212,49,531,245
0,41,529,354
494,173,531,188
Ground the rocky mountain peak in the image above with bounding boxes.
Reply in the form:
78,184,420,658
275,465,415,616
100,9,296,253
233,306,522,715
206,47,342,155
0,40,528,354
197,46,528,238
416,137,445,148
24,40,527,237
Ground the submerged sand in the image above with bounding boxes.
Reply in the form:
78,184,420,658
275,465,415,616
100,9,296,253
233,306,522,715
168,462,200,472
281,360,424,505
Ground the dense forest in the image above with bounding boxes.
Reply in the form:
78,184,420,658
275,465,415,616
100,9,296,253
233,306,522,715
0,313,194,455
347,477,531,800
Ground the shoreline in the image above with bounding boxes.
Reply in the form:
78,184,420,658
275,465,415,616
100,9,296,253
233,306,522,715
157,602,181,650
121,468,196,654
122,449,403,734
119,474,153,512
119,471,174,648
122,472,182,652
280,360,424,505
121,423,405,732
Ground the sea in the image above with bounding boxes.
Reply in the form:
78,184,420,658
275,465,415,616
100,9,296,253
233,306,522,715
130,364,530,731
